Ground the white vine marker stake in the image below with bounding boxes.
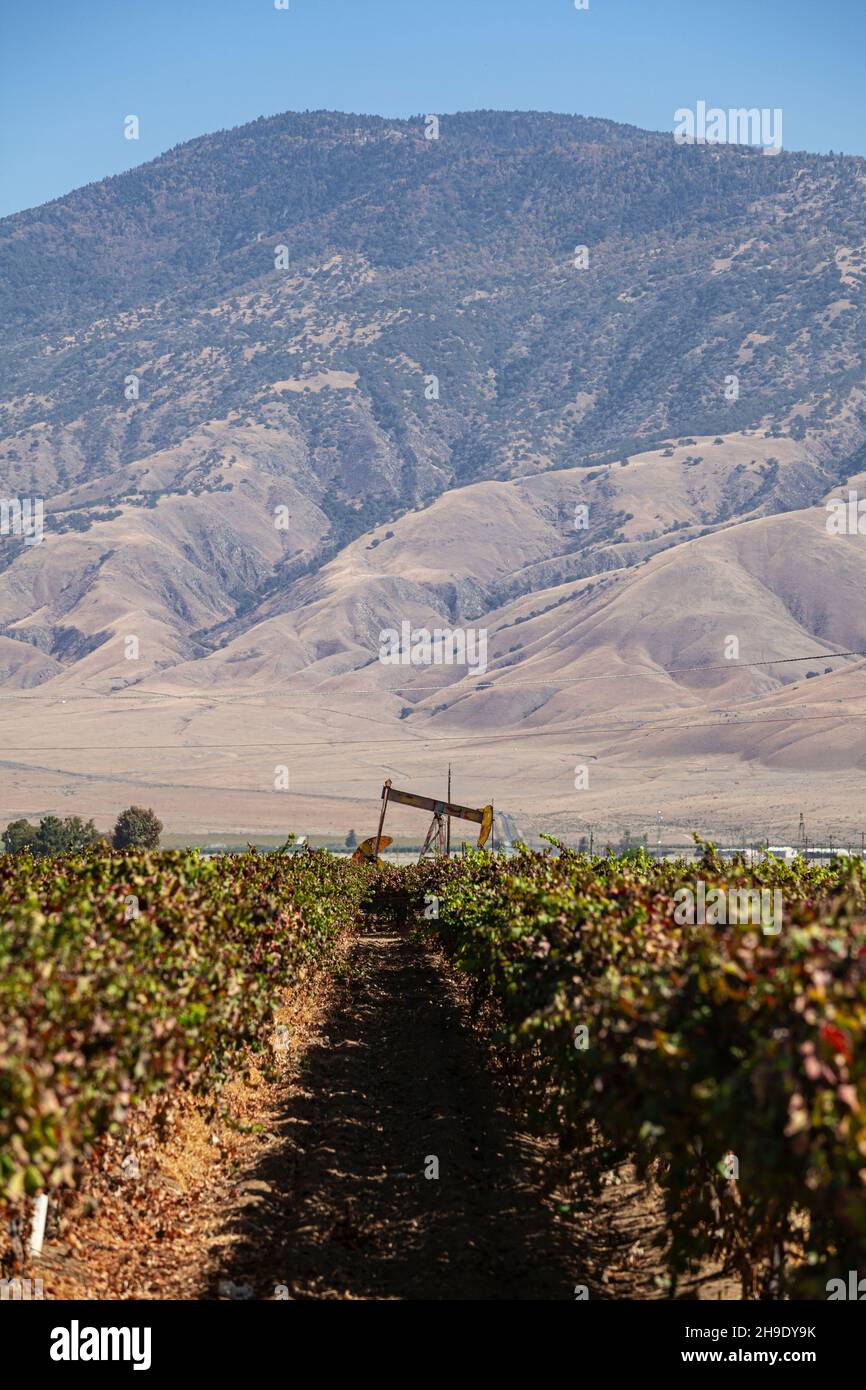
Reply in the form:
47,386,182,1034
30,1195,49,1256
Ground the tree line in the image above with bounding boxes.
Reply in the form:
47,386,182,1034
2,806,163,856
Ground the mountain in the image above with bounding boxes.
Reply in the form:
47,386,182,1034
1,109,865,841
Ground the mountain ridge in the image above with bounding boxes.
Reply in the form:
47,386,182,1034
1,108,865,836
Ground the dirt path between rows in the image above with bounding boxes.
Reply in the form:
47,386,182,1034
206,923,736,1301
31,918,736,1301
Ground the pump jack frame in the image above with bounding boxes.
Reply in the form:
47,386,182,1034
360,779,493,864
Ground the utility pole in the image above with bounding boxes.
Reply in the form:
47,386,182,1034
446,764,451,856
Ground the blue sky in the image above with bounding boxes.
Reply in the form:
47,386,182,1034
1,0,864,217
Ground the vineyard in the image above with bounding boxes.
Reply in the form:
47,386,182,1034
1,843,865,1299
0,849,366,1200
404,844,866,1298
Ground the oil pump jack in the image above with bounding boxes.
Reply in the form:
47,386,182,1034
352,778,493,865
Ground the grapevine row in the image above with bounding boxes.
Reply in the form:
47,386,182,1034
404,845,866,1296
0,848,367,1201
